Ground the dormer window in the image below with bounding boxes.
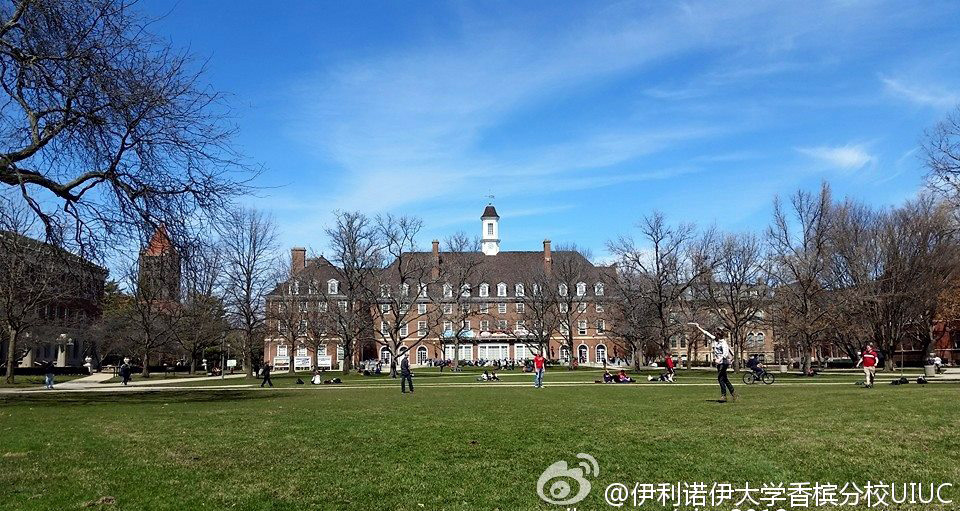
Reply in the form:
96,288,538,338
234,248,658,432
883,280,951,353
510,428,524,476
418,282,428,298
576,282,586,296
497,282,507,297
533,284,542,296
327,280,339,295
461,284,471,297
380,284,390,298
479,283,489,297
595,283,604,296
443,283,453,298
558,283,568,296
400,283,410,297
290,281,300,295
515,284,524,297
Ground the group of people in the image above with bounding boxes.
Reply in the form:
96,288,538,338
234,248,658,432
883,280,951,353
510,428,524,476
600,369,636,383
476,370,501,381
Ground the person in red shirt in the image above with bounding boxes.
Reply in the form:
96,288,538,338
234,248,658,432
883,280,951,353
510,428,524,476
664,354,676,380
857,342,879,388
533,352,546,388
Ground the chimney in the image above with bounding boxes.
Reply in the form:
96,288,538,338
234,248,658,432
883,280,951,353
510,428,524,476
431,240,440,279
291,247,306,274
543,239,552,275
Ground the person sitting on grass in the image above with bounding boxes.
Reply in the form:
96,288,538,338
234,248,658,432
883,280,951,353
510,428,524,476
311,369,323,385
616,370,634,383
490,371,501,381
477,370,491,382
603,370,615,383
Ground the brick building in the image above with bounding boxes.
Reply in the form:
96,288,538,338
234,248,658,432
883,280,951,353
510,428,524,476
264,205,618,370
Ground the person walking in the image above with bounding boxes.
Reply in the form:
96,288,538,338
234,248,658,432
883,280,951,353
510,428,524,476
664,353,676,380
857,343,878,388
119,360,131,386
43,360,55,389
400,354,413,394
260,362,273,388
533,351,546,388
690,323,736,402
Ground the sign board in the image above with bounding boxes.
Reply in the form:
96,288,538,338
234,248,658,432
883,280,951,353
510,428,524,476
317,355,332,369
273,356,290,368
226,359,237,368
294,356,312,370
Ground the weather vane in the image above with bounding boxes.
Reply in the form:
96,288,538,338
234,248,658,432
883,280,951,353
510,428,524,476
486,192,495,204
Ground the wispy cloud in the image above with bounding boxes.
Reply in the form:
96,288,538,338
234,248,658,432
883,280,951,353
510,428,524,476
881,76,960,109
797,144,876,170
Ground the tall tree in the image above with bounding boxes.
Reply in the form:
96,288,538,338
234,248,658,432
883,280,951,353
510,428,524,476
767,183,834,373
219,207,278,378
0,0,252,256
437,232,486,370
173,241,228,374
550,243,595,369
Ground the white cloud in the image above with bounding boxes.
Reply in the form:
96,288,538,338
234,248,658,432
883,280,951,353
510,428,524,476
881,76,959,109
797,144,876,170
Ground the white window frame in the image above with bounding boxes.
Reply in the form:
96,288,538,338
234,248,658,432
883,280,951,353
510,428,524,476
443,283,453,298
418,321,428,336
479,283,489,297
418,303,427,314
328,280,339,295
498,303,507,314
480,303,489,314
277,344,288,357
442,303,453,315
497,282,507,297
578,302,587,313
578,320,587,336
596,319,605,334
516,302,525,314
515,284,524,297
399,323,409,337
576,282,586,296
559,283,568,296
595,282,604,296
596,303,604,313
480,320,490,331
559,303,568,313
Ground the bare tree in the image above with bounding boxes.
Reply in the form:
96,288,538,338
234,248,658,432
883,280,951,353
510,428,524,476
219,207,278,378
119,252,177,377
924,106,960,205
767,183,834,373
0,0,253,257
271,257,307,375
173,240,228,374
703,232,771,370
437,232,486,369
549,243,595,369
368,214,442,378
511,269,563,364
311,211,382,374
608,212,714,364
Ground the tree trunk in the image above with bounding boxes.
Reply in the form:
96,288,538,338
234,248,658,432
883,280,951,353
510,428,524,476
188,353,197,375
5,326,17,384
341,344,352,375
142,352,150,377
389,357,397,378
244,345,253,378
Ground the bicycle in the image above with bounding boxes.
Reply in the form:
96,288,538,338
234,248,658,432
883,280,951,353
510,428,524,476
742,369,776,385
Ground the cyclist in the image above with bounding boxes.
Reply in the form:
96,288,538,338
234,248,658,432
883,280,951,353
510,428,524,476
746,354,764,379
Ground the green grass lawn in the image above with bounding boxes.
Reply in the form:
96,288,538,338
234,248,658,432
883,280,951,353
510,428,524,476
0,371,957,511
0,374,85,388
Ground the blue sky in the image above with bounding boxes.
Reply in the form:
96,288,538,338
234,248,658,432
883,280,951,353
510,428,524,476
143,0,960,259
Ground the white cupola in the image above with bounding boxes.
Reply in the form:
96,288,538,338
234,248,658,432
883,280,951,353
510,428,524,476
481,204,500,256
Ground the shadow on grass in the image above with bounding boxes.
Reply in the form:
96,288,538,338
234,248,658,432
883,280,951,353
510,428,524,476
0,390,282,407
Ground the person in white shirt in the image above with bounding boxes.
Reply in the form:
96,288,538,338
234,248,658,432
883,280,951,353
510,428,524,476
690,323,736,402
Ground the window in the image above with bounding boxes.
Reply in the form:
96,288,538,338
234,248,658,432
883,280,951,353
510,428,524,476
516,302,525,314
461,284,471,297
559,303,568,313
559,283,568,296
460,303,470,314
480,303,489,314
328,280,339,294
515,343,529,361
533,283,542,296
299,301,308,312
497,320,508,331
380,285,390,298
318,301,328,312
399,303,409,314
596,344,607,363
577,302,587,313
338,301,347,311
418,303,427,314
515,284,524,297
443,283,453,298
277,345,288,357
596,303,604,313
278,321,287,334
595,283,604,296
380,304,390,313
560,321,569,335
442,303,453,314
487,222,494,235
418,321,428,336
399,323,408,337
316,344,327,356
461,320,471,331
400,283,410,297
417,346,428,365
670,336,678,348
419,282,428,298
380,346,391,363
298,320,307,335
578,344,588,363
498,303,507,314
497,283,507,297
578,320,587,335
479,283,489,297
576,282,586,296
278,302,287,313
443,321,453,335
480,320,490,331
291,281,300,295
516,320,526,332
297,345,307,357
596,319,605,334
308,281,317,294
380,321,389,335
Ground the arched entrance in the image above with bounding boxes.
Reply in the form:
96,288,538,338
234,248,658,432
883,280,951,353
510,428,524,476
578,344,588,364
416,346,428,365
